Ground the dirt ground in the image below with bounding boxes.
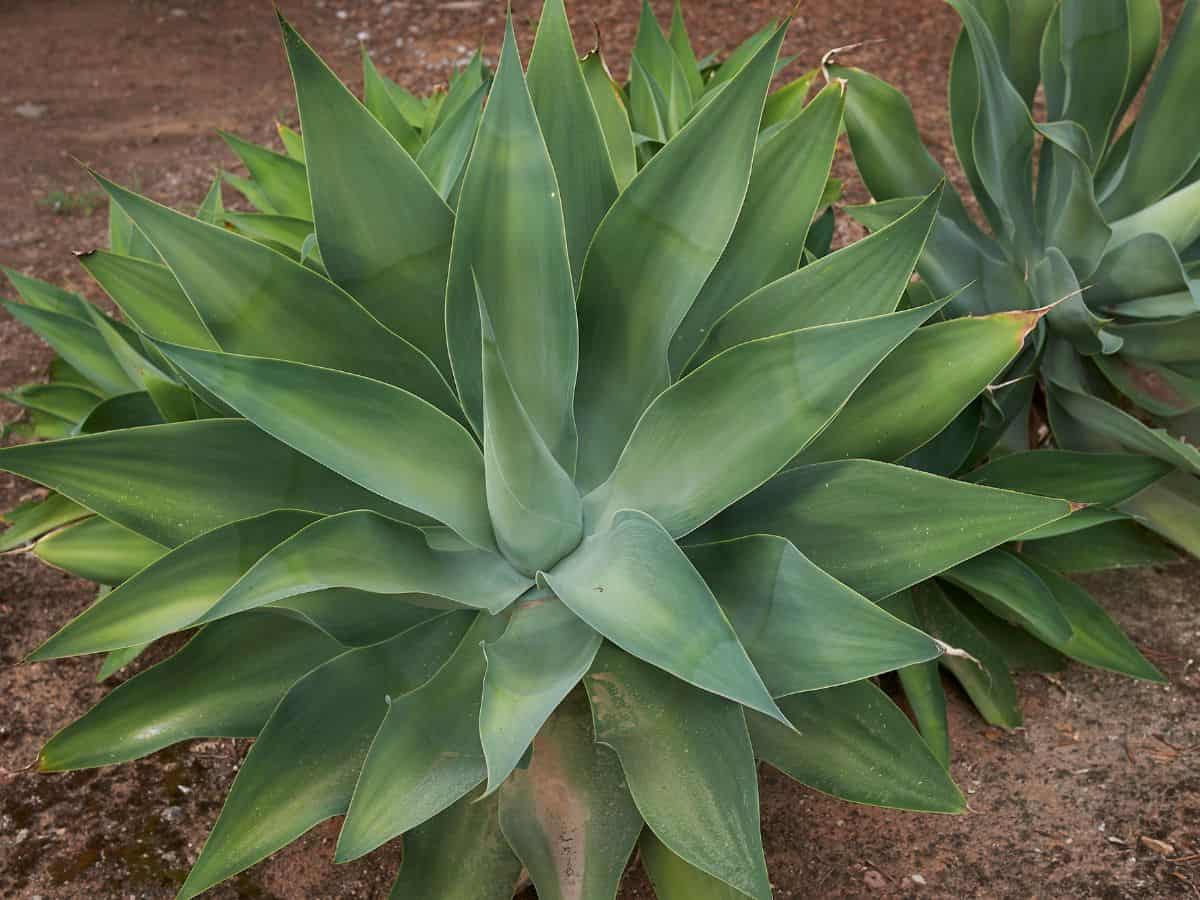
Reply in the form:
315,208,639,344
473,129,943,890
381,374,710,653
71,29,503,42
1,1,1197,897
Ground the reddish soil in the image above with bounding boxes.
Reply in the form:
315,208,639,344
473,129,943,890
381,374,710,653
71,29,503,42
1,1,1197,898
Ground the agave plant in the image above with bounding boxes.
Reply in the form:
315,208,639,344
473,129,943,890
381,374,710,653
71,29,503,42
0,2,1152,897
828,0,1200,559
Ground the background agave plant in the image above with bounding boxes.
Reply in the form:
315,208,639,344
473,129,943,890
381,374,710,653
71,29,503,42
0,1,1169,898
828,0,1200,559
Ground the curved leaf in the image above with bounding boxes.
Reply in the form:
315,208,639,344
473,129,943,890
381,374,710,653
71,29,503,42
693,460,1071,600
479,595,601,793
161,346,495,549
669,82,844,372
497,689,642,900
31,511,318,659
33,515,166,585
445,17,578,462
687,535,941,697
389,791,521,900
573,26,785,489
544,509,784,724
336,613,505,862
585,645,770,900
1024,560,1164,681
527,0,620,287
178,612,474,899
587,302,945,538
0,493,88,552
640,830,744,900
95,174,457,413
581,50,637,191
199,511,528,626
692,185,941,364
281,17,454,372
964,449,1172,504
40,611,341,771
748,679,964,812
942,549,1073,645
798,308,1038,464
0,420,416,547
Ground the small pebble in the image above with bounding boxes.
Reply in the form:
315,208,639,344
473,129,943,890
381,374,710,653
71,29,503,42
15,102,47,119
864,870,886,890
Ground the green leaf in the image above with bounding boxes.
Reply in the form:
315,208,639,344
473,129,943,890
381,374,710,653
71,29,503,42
336,613,506,862
389,791,521,900
160,346,495,550
760,70,817,129
40,611,341,771
573,26,785,490
96,641,148,682
687,535,941,697
1047,381,1200,476
798,308,1038,464
941,549,1073,645
415,81,484,201
276,123,304,161
1102,0,1200,218
1122,470,1200,557
1005,0,1056,103
1025,560,1164,681
446,17,579,464
197,511,528,626
954,596,1067,672
2,266,92,320
668,82,844,372
585,645,770,900
1020,520,1179,572
965,449,1172,505
748,679,964,812
76,391,164,433
219,130,312,219
0,420,419,547
222,212,314,256
2,384,101,425
880,590,951,768
692,185,941,364
545,509,783,723
479,595,600,793
362,48,423,154
269,587,438,647
478,281,583,573
527,0,620,288
581,50,637,191
34,515,166,585
667,0,704,101
0,493,88,552
587,302,944,539
1056,0,1133,167
947,0,1039,263
178,612,474,899
497,689,642,900
108,197,160,262
31,511,318,659
693,460,1070,600
640,830,745,900
77,250,215,349
281,18,455,373
1,299,135,397
95,174,457,412
1109,178,1200,256
1034,123,1112,277
914,581,1022,728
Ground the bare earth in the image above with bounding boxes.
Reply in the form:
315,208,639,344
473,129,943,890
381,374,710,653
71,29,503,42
0,1,1197,897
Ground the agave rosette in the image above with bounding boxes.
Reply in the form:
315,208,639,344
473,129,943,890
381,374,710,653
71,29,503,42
829,0,1200,557
0,3,1121,897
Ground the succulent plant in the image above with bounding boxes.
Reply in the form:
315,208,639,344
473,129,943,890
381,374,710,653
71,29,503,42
0,2,1163,898
828,0,1200,559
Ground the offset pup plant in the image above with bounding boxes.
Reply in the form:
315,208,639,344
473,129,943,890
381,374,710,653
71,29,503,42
829,0,1200,557
0,2,1165,899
